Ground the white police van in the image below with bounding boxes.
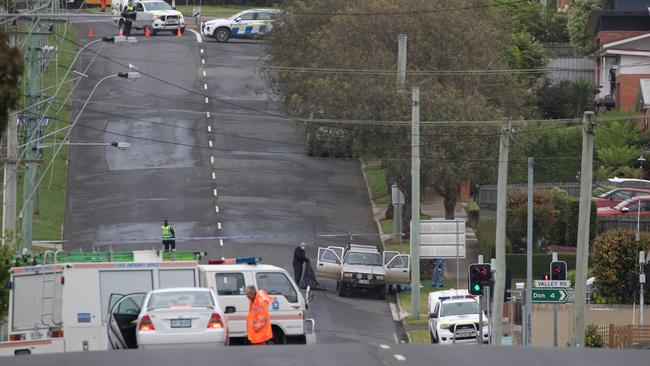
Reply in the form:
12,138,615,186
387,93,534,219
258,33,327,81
200,8,282,42
198,257,314,344
427,289,489,345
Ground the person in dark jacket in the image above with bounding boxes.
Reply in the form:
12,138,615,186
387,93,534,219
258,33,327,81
120,0,136,36
292,241,309,286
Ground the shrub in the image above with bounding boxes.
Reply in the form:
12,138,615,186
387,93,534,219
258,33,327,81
585,325,604,348
506,189,558,252
506,253,579,279
592,230,650,304
563,196,597,246
0,245,13,323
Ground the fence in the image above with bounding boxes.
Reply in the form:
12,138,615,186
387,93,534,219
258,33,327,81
597,216,650,233
593,324,650,348
477,182,582,208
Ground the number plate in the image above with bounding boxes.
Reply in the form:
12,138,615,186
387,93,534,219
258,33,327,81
358,279,370,284
166,19,178,25
170,319,191,328
456,331,474,338
31,331,42,339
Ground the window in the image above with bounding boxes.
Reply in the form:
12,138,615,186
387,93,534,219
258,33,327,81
237,12,256,21
148,291,214,309
319,249,340,263
387,255,408,269
345,252,382,266
143,1,170,10
441,301,480,317
100,270,152,320
135,3,144,11
114,294,145,315
214,273,246,296
612,190,632,200
641,201,650,211
257,12,274,20
255,272,297,303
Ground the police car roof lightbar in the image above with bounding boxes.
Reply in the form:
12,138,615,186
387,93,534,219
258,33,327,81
208,257,261,265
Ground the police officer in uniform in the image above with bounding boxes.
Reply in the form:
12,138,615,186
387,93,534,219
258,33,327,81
120,0,136,36
161,220,176,252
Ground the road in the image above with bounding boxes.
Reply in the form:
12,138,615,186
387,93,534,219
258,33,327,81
64,21,399,344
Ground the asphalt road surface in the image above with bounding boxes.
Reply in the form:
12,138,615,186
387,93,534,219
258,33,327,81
64,22,398,344
4,343,648,366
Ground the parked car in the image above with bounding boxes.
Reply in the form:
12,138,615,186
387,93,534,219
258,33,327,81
597,196,650,217
201,8,282,42
592,187,650,208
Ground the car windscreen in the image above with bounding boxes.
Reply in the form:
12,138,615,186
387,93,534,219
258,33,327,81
441,301,479,317
147,291,213,309
599,189,616,198
144,1,171,10
345,252,382,266
614,198,634,210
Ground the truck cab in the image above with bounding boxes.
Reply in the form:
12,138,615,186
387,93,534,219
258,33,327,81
315,244,410,299
427,289,489,344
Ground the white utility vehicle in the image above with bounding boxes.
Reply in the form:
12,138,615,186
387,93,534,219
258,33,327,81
427,289,489,345
201,8,281,42
112,0,185,35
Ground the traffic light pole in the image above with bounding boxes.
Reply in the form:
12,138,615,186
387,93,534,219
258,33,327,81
525,157,533,346
410,87,421,318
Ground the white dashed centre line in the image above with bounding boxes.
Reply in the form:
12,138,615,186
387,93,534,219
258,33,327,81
211,172,216,180
202,59,205,65
208,125,212,132
205,97,209,104
203,70,207,77
393,354,406,362
209,140,213,147
200,48,204,54
379,344,390,349
219,239,224,247
206,111,210,117
213,189,217,196
215,205,220,213
204,83,208,90
210,156,214,164
217,222,221,230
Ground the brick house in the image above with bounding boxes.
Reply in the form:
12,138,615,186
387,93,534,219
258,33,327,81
586,10,650,110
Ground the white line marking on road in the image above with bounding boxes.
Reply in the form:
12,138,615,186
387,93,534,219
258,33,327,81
393,354,406,361
204,83,208,90
203,70,207,77
202,59,205,65
208,125,212,132
379,344,390,349
200,48,204,54
206,111,210,117
204,97,209,104
211,172,216,179
217,222,221,230
213,189,217,197
219,239,224,247
188,29,202,44
209,140,213,147
210,156,214,164
215,205,219,213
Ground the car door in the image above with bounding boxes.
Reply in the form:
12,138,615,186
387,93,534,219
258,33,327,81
255,11,274,35
384,254,410,285
383,251,399,266
231,11,256,37
316,247,342,280
107,293,146,349
212,272,248,338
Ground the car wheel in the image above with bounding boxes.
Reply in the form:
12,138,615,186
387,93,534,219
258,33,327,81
377,285,387,300
271,328,286,345
337,283,346,297
214,27,230,42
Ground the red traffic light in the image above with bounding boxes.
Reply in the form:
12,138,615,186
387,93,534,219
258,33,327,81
553,265,561,273
479,268,488,276
543,274,550,280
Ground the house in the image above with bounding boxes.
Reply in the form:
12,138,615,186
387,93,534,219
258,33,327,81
586,10,650,110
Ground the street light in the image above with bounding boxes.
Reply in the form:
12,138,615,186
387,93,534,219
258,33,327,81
36,141,131,150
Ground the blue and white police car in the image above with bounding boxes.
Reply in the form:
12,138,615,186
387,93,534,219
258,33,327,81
201,9,282,42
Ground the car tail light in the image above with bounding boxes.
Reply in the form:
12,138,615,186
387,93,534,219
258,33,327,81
207,313,223,329
50,329,64,338
61,276,64,285
9,334,25,341
139,315,155,332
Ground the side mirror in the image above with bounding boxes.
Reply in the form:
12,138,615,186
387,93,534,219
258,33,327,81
235,17,242,22
429,313,438,319
621,207,630,213
224,306,236,314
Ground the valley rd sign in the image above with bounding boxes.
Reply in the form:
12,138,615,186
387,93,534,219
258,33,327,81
532,288,568,303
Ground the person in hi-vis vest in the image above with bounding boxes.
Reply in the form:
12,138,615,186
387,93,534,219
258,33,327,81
161,220,176,252
245,286,274,345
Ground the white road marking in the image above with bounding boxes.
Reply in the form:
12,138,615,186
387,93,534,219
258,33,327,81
217,222,221,230
379,344,390,349
219,239,224,247
215,205,220,213
211,172,216,179
204,97,209,104
202,59,205,65
393,354,406,361
188,28,202,43
210,156,214,164
209,140,213,147
208,125,212,132
204,83,208,90
206,111,210,117
203,70,207,77
200,48,204,54
213,189,217,196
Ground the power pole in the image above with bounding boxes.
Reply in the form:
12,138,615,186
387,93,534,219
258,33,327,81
3,22,19,246
492,119,512,345
397,34,407,90
572,111,595,347
19,20,44,255
524,157,533,345
410,87,421,318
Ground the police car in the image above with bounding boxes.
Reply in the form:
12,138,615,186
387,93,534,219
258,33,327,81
427,289,489,344
199,257,314,344
200,9,282,42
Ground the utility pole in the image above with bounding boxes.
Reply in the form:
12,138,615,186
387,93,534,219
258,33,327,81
640,251,646,325
524,157,533,346
19,20,44,255
492,120,512,345
397,34,407,90
572,111,595,347
3,21,19,246
410,87,421,318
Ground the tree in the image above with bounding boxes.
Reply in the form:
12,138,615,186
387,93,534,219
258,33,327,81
0,31,24,140
265,0,526,220
567,0,604,56
0,244,13,322
506,189,558,252
593,112,649,180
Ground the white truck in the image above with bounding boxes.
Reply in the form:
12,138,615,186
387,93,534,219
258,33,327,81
112,0,185,35
427,289,489,344
315,244,410,299
0,250,199,356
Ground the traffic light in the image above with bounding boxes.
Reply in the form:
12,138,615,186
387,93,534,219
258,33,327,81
543,273,550,281
468,263,492,295
550,261,567,281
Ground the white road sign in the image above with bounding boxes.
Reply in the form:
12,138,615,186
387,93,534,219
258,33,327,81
534,280,571,288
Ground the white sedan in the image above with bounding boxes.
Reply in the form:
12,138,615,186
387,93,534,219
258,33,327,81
136,288,227,348
201,8,282,42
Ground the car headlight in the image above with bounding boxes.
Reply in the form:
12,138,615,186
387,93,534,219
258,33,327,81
439,323,452,330
375,275,385,280
356,273,363,279
343,272,353,278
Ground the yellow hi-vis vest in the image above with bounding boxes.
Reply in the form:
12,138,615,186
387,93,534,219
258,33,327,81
161,225,173,239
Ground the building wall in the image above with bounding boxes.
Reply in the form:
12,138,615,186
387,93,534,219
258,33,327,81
598,31,650,46
617,74,645,110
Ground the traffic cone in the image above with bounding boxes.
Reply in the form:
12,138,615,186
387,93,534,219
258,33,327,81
119,27,124,37
176,26,182,38
87,26,94,38
145,26,151,39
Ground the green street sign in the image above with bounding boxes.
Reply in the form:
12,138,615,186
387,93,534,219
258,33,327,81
532,288,568,303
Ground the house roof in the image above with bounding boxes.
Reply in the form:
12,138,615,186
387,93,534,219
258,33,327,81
586,10,650,36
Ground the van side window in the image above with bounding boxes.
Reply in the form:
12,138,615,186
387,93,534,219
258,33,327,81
255,272,297,303
214,273,245,296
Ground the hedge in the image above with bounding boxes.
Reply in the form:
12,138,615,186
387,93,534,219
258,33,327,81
506,253,587,279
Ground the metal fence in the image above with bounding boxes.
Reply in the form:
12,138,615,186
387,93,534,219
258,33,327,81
597,216,650,233
547,57,595,83
477,182,582,208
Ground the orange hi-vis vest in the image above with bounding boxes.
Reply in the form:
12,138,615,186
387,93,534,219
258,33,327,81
247,290,274,344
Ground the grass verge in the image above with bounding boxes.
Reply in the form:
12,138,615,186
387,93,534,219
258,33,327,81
407,329,431,344
363,161,390,205
398,279,455,315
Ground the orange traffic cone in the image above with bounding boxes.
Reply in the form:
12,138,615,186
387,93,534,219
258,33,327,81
119,26,124,37
87,26,94,38
176,26,182,38
145,26,151,39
